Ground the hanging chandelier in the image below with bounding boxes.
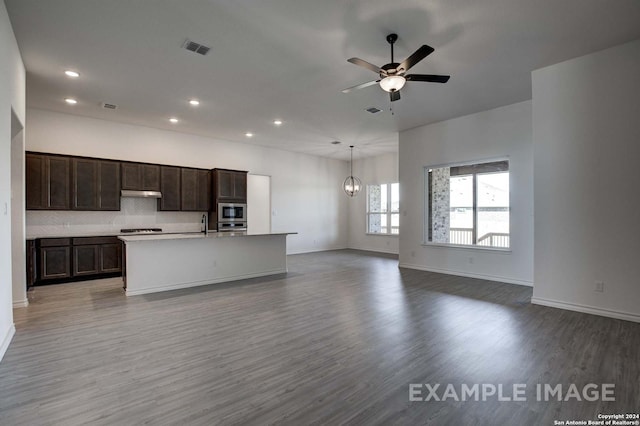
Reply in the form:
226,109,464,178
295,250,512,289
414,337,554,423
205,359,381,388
343,145,362,197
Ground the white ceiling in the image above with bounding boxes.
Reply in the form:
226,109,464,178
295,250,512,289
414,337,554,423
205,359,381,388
6,0,640,160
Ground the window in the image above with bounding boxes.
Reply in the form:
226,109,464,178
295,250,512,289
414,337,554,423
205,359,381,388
425,160,509,249
367,183,399,234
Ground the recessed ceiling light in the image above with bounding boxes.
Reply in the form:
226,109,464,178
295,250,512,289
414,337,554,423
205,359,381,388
273,119,283,126
64,70,80,78
189,99,200,106
245,132,253,138
169,117,179,124
64,98,77,105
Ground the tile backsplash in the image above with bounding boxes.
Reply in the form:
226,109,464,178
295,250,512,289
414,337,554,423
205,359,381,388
26,197,204,237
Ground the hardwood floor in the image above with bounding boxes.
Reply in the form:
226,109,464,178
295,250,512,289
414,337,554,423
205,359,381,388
1,249,638,425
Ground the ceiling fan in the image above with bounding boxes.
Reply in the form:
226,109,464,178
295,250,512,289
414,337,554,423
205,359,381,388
342,33,450,102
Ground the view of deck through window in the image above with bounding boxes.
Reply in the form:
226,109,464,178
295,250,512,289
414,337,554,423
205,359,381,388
426,160,509,248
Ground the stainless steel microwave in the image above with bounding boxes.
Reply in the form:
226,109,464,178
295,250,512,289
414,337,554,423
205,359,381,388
218,203,247,223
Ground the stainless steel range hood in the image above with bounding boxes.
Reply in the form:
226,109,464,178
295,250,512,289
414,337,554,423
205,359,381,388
120,190,162,199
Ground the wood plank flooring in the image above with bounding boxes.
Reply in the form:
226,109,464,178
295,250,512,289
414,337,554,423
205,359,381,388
1,249,638,425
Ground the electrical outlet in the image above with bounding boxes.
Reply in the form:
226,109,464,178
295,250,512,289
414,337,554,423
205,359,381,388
595,281,604,292
468,257,474,264
411,250,416,258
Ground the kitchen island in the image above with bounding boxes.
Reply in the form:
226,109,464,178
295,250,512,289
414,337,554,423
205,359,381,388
119,231,295,296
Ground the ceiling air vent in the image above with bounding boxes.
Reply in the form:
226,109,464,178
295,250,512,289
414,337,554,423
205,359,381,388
102,102,118,110
365,107,382,114
183,39,210,56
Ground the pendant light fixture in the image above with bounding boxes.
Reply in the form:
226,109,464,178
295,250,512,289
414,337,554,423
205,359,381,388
343,145,362,197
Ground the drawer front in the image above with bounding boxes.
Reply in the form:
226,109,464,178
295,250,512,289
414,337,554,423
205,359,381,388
38,238,71,247
73,236,119,246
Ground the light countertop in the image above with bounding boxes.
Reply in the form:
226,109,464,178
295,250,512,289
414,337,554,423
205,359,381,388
118,231,297,242
26,231,203,240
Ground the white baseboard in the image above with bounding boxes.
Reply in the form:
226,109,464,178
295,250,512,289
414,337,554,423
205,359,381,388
531,297,640,323
399,262,533,287
0,324,16,363
13,299,28,308
126,268,288,296
347,245,399,256
288,245,348,255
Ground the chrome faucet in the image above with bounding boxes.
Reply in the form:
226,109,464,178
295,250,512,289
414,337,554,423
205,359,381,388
202,214,208,235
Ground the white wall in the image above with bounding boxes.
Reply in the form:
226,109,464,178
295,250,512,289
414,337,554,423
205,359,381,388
11,121,26,308
0,0,26,361
398,101,534,286
25,108,349,254
247,174,271,234
347,152,399,255
532,39,640,322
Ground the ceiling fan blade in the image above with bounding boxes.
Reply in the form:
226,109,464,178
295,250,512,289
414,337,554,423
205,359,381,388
347,57,384,74
390,91,401,102
398,45,435,73
341,80,380,93
406,74,450,83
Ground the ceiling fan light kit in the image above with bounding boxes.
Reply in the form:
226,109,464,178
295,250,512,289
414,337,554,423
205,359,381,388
379,75,406,92
344,33,450,102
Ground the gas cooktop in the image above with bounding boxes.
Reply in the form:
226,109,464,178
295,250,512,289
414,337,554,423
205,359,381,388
120,228,163,234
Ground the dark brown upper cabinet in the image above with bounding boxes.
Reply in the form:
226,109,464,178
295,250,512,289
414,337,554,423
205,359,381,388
26,153,71,210
72,158,121,211
213,169,247,204
181,168,211,211
158,166,181,211
121,162,160,191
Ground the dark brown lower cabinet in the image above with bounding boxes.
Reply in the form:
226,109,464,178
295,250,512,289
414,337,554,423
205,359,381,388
39,238,72,281
100,242,122,273
36,236,122,284
73,245,100,276
26,240,37,290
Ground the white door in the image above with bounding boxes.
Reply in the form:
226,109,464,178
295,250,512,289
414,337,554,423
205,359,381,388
247,174,271,233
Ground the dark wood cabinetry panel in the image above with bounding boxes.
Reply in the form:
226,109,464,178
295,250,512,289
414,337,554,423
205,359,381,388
26,240,36,290
48,157,72,209
121,162,160,191
142,164,161,191
233,172,247,200
121,163,140,190
181,168,211,211
159,166,181,211
196,169,211,211
100,243,122,273
73,245,100,276
181,168,198,211
98,161,121,210
72,159,121,211
39,245,71,280
73,158,99,209
26,154,44,209
213,169,247,204
26,154,71,210
216,170,234,200
35,237,122,284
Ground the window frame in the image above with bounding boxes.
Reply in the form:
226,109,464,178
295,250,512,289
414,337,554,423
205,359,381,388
423,158,511,251
366,182,400,236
